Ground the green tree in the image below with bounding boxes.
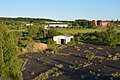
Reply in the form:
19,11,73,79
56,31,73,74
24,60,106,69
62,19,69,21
47,29,59,38
0,26,23,80
90,20,96,28
101,26,118,47
28,24,45,37
28,25,39,37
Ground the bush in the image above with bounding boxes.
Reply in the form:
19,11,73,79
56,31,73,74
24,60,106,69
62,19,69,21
67,38,76,46
100,26,119,47
47,29,60,38
90,36,97,40
47,39,56,46
86,52,95,60
26,36,33,42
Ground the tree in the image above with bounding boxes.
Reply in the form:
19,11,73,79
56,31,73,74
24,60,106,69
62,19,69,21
28,25,39,37
47,39,56,45
101,25,118,47
28,24,45,37
89,20,96,28
47,29,59,38
0,26,23,80
75,19,89,28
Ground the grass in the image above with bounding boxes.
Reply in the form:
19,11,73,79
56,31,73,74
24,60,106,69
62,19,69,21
54,27,105,34
9,29,27,32
53,27,120,34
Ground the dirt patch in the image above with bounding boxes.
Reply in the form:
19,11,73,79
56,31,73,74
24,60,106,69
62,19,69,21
19,43,120,80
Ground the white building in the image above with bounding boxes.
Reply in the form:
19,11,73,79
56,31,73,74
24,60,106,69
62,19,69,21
26,24,33,26
44,22,68,29
53,35,74,44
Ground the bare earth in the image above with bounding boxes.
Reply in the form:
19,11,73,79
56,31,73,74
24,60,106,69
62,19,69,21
19,43,120,80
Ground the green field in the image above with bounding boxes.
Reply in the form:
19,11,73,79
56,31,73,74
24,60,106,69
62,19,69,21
53,27,104,34
53,27,120,34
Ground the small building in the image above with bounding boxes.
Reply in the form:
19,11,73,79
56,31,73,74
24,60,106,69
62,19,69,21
53,35,74,44
26,23,33,26
97,21,110,26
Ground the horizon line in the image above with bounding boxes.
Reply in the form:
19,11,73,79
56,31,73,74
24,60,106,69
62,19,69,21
0,16,119,21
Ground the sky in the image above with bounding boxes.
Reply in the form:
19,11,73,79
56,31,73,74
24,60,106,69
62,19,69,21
0,0,120,20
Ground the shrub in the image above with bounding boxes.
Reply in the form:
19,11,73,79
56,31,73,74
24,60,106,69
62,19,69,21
47,39,56,46
101,26,118,47
26,36,33,42
86,52,95,60
75,37,80,42
47,29,60,38
51,47,58,54
67,38,76,46
97,47,103,50
90,36,97,40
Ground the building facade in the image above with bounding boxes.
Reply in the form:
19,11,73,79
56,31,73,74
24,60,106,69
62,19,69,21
44,22,68,29
97,21,110,26
53,35,74,44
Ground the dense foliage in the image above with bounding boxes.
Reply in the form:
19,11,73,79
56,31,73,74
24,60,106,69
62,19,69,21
0,26,23,80
46,28,61,38
101,26,118,46
74,26,120,47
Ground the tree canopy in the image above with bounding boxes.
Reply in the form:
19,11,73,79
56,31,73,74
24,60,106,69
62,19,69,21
0,26,23,80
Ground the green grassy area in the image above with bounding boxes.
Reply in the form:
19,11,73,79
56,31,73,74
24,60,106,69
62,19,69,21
53,27,105,34
114,27,120,32
53,27,120,34
9,29,27,32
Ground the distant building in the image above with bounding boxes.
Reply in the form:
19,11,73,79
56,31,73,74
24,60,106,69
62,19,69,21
117,22,120,26
97,21,110,26
26,23,33,26
118,24,120,26
44,22,68,29
53,35,74,44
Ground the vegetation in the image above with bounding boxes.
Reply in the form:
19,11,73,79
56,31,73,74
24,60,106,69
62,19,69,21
101,26,118,47
73,26,120,47
28,24,44,37
0,26,23,80
0,17,120,80
107,53,120,60
86,52,95,60
47,39,56,46
46,28,61,38
33,64,63,80
67,38,76,46
54,27,105,35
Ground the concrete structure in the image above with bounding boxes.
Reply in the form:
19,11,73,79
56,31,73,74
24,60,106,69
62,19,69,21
44,22,68,29
53,35,74,44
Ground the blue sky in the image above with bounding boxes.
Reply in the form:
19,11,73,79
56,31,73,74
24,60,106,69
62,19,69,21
0,0,120,20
